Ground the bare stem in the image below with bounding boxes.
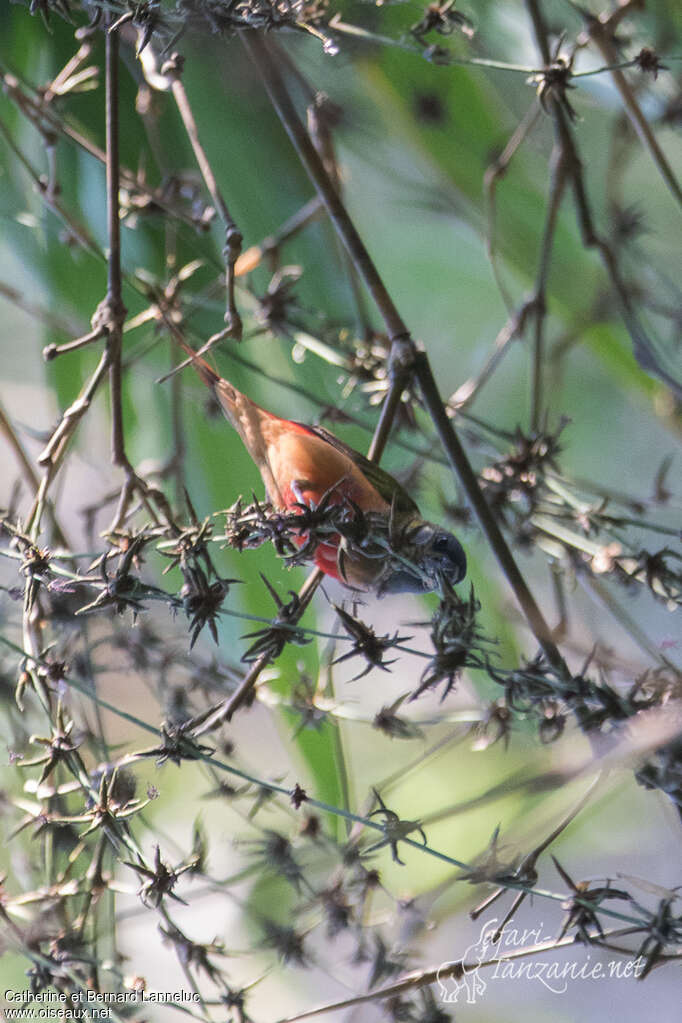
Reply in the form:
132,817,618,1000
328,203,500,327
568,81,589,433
273,926,648,1022
190,568,324,734
104,20,128,473
0,402,71,551
530,143,567,431
43,324,108,362
164,53,243,337
483,101,541,311
414,350,570,680
241,31,410,345
28,349,111,541
525,0,681,397
580,12,682,206
0,112,100,256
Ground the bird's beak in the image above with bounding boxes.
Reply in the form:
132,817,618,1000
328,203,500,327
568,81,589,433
410,523,467,587
375,527,466,596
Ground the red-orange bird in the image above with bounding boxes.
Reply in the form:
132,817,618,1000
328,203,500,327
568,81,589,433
180,343,466,595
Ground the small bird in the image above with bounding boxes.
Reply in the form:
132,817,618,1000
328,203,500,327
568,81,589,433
178,342,466,595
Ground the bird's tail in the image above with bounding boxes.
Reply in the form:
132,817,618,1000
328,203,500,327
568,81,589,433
173,335,242,427
172,333,283,504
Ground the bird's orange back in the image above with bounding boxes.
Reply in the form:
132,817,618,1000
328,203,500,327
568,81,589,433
179,340,389,514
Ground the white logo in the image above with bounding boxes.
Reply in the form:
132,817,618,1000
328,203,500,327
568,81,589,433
436,919,498,1004
436,918,646,1004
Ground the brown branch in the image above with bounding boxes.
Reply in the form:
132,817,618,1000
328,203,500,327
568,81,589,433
530,143,568,431
43,324,108,362
0,403,41,496
305,87,373,341
241,31,410,346
449,304,529,411
469,775,603,939
236,195,324,276
273,927,648,1022
28,349,111,540
104,19,128,475
457,139,568,421
4,63,213,233
189,568,324,735
0,112,101,257
483,100,542,312
102,20,175,534
414,350,570,681
525,0,681,397
162,53,243,338
0,402,71,551
579,9,682,206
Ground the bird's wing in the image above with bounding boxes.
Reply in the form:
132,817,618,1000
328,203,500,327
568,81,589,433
173,336,420,519
303,424,421,518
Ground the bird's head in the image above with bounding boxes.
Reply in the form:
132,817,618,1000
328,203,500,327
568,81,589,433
376,522,467,596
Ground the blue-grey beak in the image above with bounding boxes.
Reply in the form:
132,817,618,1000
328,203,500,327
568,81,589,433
377,525,466,596
426,528,467,585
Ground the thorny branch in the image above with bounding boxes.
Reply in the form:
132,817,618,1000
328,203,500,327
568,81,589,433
161,51,244,338
525,0,681,398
